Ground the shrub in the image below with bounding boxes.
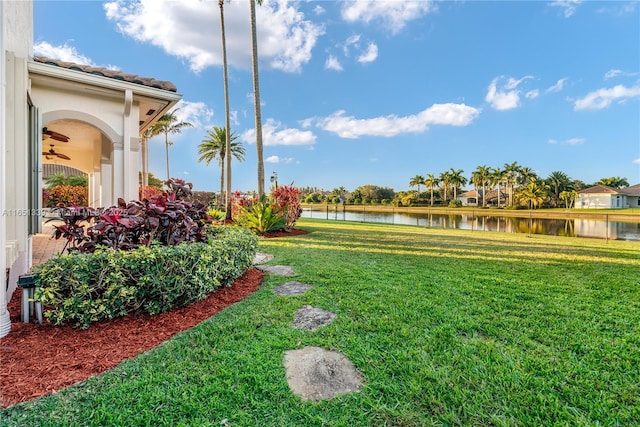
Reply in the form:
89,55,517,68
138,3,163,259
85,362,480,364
139,185,163,201
46,185,88,207
49,180,211,254
234,196,286,235
33,226,258,329
271,185,302,229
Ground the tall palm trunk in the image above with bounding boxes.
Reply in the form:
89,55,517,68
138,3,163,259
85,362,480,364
165,134,170,181
220,0,233,220
249,0,265,197
219,154,225,208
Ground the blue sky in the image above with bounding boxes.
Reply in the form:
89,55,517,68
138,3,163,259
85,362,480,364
34,0,640,193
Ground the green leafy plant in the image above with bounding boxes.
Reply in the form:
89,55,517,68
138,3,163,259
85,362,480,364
33,226,257,328
234,196,286,235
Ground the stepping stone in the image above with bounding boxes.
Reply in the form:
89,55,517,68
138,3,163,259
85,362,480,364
283,346,363,401
253,252,274,265
273,281,313,296
292,305,336,331
256,265,294,276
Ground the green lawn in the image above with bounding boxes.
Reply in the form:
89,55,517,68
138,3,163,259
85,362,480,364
3,219,639,426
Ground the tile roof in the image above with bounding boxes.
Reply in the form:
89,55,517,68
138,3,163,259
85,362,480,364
579,184,640,195
33,56,177,93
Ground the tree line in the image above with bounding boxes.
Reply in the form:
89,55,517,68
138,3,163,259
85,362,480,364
301,162,631,209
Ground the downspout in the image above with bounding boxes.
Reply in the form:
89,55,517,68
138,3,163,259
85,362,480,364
0,0,11,338
123,89,132,201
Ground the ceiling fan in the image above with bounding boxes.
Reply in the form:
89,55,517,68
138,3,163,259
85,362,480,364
42,144,71,160
42,127,70,143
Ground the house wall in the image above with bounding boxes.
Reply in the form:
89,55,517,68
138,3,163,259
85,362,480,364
1,0,33,338
578,194,614,209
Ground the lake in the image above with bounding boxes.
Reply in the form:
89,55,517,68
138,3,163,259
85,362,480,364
301,207,640,241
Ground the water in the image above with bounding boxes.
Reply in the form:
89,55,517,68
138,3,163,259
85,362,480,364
301,207,640,241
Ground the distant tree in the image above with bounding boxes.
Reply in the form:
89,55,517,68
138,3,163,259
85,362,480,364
546,171,573,207
491,167,505,207
560,190,578,208
352,185,395,204
503,161,522,207
424,173,439,206
595,177,629,189
516,180,549,209
45,172,87,188
409,175,425,195
519,166,538,185
448,168,467,201
138,171,163,189
197,126,245,207
439,170,452,203
471,165,492,207
152,109,193,181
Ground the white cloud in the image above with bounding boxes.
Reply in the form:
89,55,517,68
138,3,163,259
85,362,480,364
485,76,532,111
357,42,378,63
241,118,317,146
266,155,280,163
341,0,437,35
604,69,638,80
550,0,582,18
104,0,324,73
546,78,568,93
314,103,480,139
526,90,540,99
633,158,640,165
548,137,585,145
325,55,343,71
172,100,214,129
574,84,640,110
33,41,114,68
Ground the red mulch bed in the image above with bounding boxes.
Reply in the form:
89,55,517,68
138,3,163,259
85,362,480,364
0,228,309,408
0,269,263,408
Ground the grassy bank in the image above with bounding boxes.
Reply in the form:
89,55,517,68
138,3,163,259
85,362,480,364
2,219,639,426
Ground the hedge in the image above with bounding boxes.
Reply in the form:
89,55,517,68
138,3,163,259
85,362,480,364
32,226,258,329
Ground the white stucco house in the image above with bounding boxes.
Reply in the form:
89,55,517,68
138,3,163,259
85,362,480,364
576,184,640,209
1,1,182,337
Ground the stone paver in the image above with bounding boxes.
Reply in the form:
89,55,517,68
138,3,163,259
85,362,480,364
255,265,295,276
273,281,313,296
292,305,336,330
253,252,274,265
283,346,363,401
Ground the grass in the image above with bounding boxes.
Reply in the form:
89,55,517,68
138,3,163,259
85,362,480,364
2,218,639,426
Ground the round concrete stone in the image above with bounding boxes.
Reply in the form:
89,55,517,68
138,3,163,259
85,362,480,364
256,265,295,276
283,346,363,401
292,305,336,331
273,281,313,296
253,252,274,265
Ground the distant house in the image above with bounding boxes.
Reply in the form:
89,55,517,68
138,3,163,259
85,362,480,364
458,189,480,206
577,184,640,209
457,189,508,207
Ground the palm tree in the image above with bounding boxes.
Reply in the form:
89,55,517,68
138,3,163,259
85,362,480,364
546,171,572,207
472,165,492,207
197,127,245,207
448,168,466,201
152,109,193,181
491,167,504,207
409,175,424,195
219,0,233,219
519,166,538,186
249,0,265,197
424,173,439,206
560,190,578,208
438,170,452,203
596,176,629,189
516,180,549,209
503,161,521,207
139,127,156,188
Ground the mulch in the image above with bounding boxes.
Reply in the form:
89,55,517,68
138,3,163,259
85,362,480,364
0,227,309,408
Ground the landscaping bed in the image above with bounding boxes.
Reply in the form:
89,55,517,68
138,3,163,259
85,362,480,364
1,268,263,407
